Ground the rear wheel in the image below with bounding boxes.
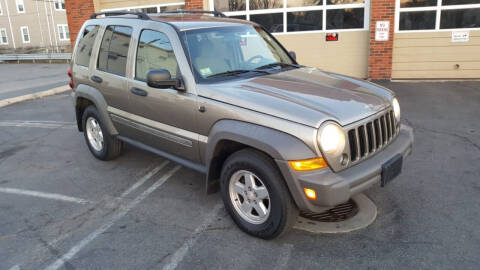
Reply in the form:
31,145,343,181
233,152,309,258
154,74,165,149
82,105,122,160
220,148,298,239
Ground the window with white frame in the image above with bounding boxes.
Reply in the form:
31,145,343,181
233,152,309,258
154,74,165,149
58,24,69,40
20,26,30,43
101,2,185,14
54,0,66,11
212,0,369,33
397,0,480,31
0,28,8,45
16,0,25,13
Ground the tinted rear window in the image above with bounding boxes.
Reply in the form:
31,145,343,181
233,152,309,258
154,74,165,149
97,25,132,76
75,25,99,67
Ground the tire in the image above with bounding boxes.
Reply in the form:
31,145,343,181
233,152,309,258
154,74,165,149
82,105,122,161
220,148,298,239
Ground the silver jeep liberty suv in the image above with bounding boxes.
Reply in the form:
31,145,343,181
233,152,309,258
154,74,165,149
70,10,414,239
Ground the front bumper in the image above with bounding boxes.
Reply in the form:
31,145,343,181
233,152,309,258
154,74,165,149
276,124,414,213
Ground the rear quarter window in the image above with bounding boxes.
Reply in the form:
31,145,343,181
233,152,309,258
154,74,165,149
75,25,100,67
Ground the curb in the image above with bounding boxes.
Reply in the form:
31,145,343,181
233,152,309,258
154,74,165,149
0,85,71,108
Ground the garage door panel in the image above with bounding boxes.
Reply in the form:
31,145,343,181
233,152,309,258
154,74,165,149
393,61,480,71
394,36,480,47
393,46,480,62
392,69,480,79
392,32,480,79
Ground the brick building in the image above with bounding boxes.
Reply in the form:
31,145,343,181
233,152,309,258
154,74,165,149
65,0,480,79
0,0,70,53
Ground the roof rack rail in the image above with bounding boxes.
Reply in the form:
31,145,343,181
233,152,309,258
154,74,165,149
90,11,150,20
161,10,226,18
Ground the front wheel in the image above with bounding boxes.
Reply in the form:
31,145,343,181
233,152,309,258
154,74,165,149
220,148,298,239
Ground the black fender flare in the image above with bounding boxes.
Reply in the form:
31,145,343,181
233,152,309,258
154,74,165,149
74,84,118,135
205,120,316,205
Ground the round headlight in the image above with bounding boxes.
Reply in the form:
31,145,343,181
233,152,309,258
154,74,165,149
319,123,345,155
392,98,401,122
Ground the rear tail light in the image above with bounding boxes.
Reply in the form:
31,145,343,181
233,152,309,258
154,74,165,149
68,68,74,89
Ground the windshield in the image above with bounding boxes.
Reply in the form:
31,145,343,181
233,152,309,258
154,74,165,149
183,25,295,82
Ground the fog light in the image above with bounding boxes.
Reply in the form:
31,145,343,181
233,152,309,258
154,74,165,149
304,188,317,200
288,157,327,171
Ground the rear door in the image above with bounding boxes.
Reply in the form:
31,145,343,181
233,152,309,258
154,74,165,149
92,24,133,115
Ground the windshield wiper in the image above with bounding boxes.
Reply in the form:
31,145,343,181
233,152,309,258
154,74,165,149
206,69,271,79
255,62,301,71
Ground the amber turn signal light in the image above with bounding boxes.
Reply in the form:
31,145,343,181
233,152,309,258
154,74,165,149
288,157,327,171
303,188,317,200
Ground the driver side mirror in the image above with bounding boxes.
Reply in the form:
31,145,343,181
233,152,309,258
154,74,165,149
289,51,296,61
147,69,184,91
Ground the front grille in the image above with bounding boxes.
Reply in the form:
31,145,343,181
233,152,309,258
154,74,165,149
347,110,398,163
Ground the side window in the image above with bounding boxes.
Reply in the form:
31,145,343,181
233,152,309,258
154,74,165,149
135,29,179,81
97,25,132,77
75,25,99,67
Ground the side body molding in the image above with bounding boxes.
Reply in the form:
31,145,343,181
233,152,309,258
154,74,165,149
205,120,317,193
73,84,118,135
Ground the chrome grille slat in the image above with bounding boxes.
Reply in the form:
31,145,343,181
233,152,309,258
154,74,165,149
354,128,361,161
381,115,388,144
385,113,392,140
376,119,383,147
363,125,369,155
347,110,398,164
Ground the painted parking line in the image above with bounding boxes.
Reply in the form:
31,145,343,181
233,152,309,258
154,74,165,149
0,187,92,205
44,165,182,270
0,120,75,129
162,203,223,270
6,161,171,270
46,160,170,248
121,160,169,197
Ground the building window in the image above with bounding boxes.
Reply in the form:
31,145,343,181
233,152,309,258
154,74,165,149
54,0,66,11
212,0,368,33
16,0,25,13
20,26,30,43
101,2,185,14
0,1,3,16
0,28,8,45
396,0,480,32
58,24,69,40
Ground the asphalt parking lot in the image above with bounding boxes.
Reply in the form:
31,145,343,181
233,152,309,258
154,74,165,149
0,64,69,100
0,65,479,269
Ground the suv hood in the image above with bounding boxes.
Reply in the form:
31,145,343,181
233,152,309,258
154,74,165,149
197,67,394,128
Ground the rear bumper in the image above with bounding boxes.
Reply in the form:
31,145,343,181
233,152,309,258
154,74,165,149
276,124,414,213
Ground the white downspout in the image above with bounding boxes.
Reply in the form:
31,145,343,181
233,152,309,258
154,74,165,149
4,0,16,49
49,0,59,52
36,0,46,47
44,0,53,51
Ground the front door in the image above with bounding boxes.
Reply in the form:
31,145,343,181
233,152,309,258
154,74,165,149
126,27,200,163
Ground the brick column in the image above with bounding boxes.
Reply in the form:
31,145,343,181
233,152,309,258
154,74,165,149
66,0,95,50
185,0,204,10
368,0,396,79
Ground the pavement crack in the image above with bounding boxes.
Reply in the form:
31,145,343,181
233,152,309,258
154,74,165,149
405,118,480,152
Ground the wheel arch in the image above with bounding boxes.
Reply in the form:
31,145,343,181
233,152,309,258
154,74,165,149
205,120,316,196
74,84,118,135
